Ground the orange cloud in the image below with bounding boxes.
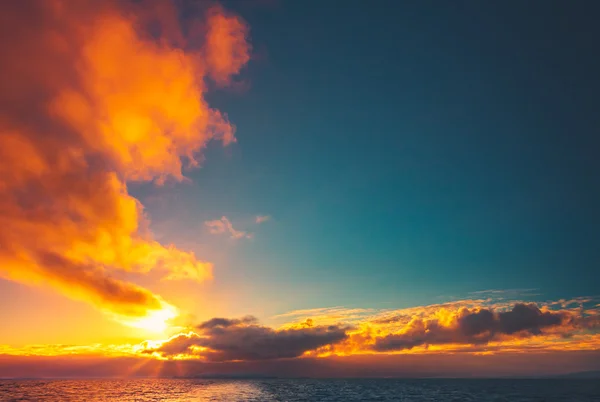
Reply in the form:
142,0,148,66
371,303,570,351
2,298,599,367
132,299,600,362
0,1,250,321
270,298,600,358
204,5,251,86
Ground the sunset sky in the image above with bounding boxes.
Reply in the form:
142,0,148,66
1,0,599,378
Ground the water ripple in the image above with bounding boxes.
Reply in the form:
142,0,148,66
1,378,599,401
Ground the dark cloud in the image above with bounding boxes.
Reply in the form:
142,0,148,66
496,303,564,334
144,316,348,361
198,316,258,329
374,303,571,351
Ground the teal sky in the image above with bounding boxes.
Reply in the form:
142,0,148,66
130,0,599,319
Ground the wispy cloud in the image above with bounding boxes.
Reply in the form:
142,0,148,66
273,306,377,327
205,216,253,239
469,288,541,299
255,215,271,224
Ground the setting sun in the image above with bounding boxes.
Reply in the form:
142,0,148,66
123,305,178,334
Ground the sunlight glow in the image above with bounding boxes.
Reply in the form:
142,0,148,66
123,304,178,333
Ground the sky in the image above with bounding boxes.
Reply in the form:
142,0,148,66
0,0,599,378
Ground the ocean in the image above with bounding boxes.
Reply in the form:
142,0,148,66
1,378,599,401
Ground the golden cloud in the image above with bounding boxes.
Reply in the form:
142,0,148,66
2,299,599,363
0,1,250,321
312,300,600,357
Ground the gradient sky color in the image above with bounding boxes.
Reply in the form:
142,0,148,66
0,0,599,377
141,0,599,313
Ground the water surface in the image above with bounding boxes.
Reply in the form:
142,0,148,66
1,378,599,401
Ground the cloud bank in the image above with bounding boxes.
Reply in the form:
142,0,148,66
1,297,598,378
0,0,250,322
374,303,569,351
132,299,600,363
143,316,348,361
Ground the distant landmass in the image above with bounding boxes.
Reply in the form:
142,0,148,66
5,371,600,381
170,371,600,380
549,371,600,379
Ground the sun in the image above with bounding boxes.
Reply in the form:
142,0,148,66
124,304,178,333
